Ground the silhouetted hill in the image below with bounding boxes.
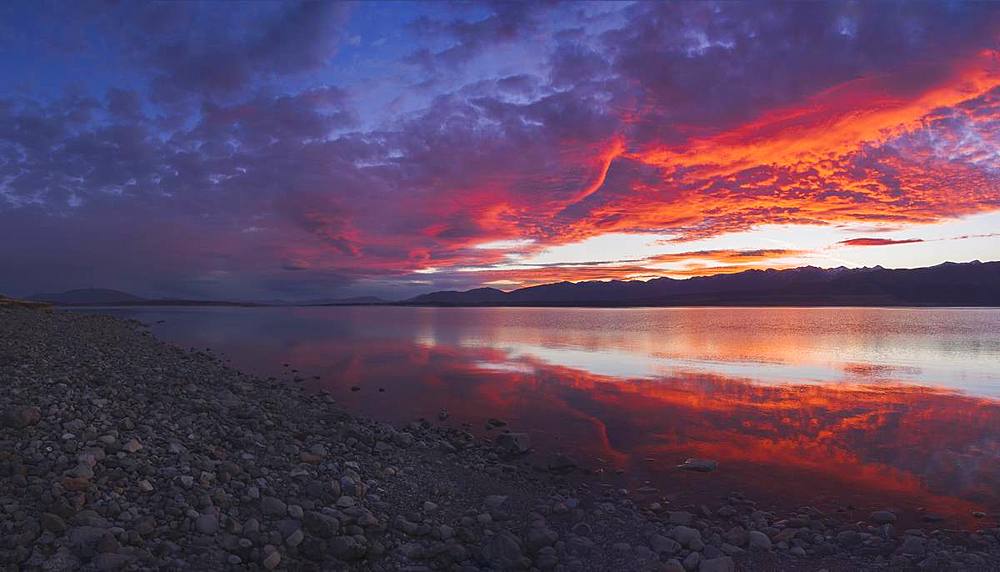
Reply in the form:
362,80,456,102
408,287,509,305
30,288,146,305
404,261,1000,307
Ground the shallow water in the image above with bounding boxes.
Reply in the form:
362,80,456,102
82,306,1000,528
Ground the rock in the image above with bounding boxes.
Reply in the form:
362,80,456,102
899,535,927,556
682,550,701,571
836,530,862,547
132,516,157,536
649,534,681,555
669,525,702,547
663,559,685,572
677,458,717,472
122,438,142,453
285,529,304,547
3,405,41,428
62,476,91,491
748,530,772,550
196,513,219,535
526,527,559,552
495,432,531,456
871,510,898,524
42,547,80,572
723,526,748,547
262,550,281,570
700,556,736,572
304,511,339,539
67,526,118,559
261,496,287,517
485,495,508,509
547,453,577,472
482,531,524,568
41,512,67,533
329,535,366,560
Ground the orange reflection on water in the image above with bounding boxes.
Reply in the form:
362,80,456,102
288,337,1000,528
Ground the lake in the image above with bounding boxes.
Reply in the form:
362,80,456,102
83,306,1000,528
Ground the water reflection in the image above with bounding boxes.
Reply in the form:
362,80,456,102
84,306,1000,527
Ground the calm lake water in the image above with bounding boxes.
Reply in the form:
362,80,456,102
84,306,1000,528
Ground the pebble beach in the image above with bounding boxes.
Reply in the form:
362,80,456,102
2,307,999,571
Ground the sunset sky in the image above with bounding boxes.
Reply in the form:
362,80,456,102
1,1,998,300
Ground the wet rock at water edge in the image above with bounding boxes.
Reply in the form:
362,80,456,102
496,431,531,456
678,458,718,472
871,510,898,524
547,453,577,472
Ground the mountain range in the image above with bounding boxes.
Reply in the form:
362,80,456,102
405,261,1000,307
27,289,259,307
19,261,1000,307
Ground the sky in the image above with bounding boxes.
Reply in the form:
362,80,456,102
0,1,998,301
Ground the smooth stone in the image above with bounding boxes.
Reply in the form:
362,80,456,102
748,530,772,550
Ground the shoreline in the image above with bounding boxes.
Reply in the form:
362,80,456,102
2,307,999,571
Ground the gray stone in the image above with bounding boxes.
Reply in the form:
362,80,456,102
195,513,219,535
682,550,701,571
303,511,339,539
261,497,287,517
669,525,702,547
262,550,281,570
526,527,558,552
41,513,67,533
482,531,524,568
899,535,927,556
748,530,772,550
649,534,681,555
330,535,367,560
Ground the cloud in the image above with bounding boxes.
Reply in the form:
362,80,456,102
1,1,999,299
838,238,925,247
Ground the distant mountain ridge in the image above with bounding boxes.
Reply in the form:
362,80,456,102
28,289,260,307
406,261,1000,307
29,288,146,305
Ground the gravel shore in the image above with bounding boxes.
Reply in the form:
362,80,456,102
2,307,999,571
